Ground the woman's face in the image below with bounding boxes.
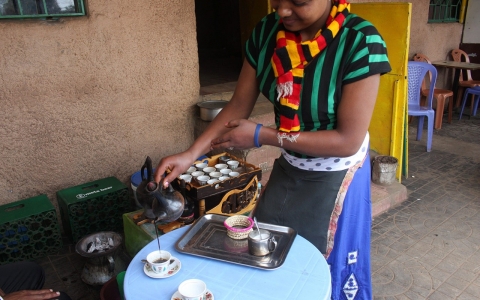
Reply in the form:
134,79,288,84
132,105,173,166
270,0,332,40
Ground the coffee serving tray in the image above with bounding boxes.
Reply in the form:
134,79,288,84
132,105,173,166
175,214,297,270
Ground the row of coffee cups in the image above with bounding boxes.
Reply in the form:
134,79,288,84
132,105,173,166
179,160,241,186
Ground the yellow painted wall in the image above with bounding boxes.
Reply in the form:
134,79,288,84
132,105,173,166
351,3,412,180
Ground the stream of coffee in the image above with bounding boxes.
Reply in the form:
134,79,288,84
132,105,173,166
154,222,161,252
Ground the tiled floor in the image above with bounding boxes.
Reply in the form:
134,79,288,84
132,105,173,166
27,103,480,299
371,112,480,299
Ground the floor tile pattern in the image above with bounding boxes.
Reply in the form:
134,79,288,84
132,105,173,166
371,114,480,299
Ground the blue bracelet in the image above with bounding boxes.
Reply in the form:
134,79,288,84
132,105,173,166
254,123,263,148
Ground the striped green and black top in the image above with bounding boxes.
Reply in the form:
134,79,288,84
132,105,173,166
245,12,392,158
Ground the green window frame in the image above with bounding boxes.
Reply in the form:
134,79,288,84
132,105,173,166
0,0,85,19
428,0,461,23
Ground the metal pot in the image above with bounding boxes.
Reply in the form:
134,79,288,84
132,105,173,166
197,100,228,121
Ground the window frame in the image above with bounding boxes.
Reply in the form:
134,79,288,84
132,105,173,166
0,0,86,20
428,0,462,23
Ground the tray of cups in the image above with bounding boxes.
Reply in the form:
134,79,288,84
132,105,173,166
173,152,262,200
174,214,297,270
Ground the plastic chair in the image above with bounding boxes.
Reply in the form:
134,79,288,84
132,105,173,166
408,61,437,152
451,49,480,107
458,87,480,120
413,53,454,129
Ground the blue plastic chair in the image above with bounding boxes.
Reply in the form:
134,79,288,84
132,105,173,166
408,61,437,152
458,86,480,120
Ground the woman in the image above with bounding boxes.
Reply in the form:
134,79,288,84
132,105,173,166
155,0,391,298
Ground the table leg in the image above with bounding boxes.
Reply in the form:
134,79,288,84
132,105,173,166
452,69,460,108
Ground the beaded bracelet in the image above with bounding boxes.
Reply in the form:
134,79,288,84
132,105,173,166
254,123,263,148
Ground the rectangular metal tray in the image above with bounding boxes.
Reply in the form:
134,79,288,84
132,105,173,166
175,214,297,270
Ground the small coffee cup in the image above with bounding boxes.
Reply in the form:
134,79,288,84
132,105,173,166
195,162,208,170
196,175,210,186
146,250,173,275
207,179,219,185
229,171,240,178
179,174,192,183
191,171,204,178
227,160,239,169
218,156,231,164
186,166,196,174
178,279,207,300
220,168,231,176
248,229,277,256
214,163,228,170
209,171,222,178
203,167,216,174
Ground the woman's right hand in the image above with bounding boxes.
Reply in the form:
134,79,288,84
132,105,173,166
154,151,197,188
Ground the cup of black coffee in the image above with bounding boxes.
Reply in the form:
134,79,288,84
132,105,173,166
146,250,172,274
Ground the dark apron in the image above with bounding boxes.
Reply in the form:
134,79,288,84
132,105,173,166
254,155,348,253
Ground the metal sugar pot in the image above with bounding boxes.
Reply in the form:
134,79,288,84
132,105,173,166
136,156,185,222
75,231,123,286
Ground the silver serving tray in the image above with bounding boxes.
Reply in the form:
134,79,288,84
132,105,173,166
175,214,297,270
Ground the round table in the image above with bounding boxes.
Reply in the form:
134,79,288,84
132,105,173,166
124,225,331,299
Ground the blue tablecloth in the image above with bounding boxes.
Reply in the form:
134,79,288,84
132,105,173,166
124,225,331,299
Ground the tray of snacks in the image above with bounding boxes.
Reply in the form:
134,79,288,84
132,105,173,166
173,152,262,200
175,214,297,270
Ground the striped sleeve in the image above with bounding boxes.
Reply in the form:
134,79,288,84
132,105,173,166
342,17,391,85
245,13,279,72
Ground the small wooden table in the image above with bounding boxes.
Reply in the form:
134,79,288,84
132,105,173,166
431,61,480,107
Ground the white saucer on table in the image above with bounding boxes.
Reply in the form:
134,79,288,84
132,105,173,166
171,289,214,300
143,256,181,279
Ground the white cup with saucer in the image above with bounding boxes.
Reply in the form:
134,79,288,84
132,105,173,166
171,279,214,300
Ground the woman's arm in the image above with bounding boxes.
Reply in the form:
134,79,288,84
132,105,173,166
211,74,381,158
154,59,260,185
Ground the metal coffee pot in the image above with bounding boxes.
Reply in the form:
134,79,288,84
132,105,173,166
136,156,185,222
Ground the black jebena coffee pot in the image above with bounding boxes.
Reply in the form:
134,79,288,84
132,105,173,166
136,156,185,223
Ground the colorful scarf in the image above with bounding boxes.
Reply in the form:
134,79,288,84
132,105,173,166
271,0,350,133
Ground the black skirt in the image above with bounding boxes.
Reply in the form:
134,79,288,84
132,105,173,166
254,155,347,253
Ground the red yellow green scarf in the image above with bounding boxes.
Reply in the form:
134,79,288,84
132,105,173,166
271,0,350,133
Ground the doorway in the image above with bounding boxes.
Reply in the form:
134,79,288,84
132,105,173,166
195,0,243,87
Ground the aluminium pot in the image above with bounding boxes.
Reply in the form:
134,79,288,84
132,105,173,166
197,100,228,121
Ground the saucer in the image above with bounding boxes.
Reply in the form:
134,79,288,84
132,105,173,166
171,289,214,300
143,256,181,279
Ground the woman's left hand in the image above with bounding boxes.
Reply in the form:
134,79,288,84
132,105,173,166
210,119,258,150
